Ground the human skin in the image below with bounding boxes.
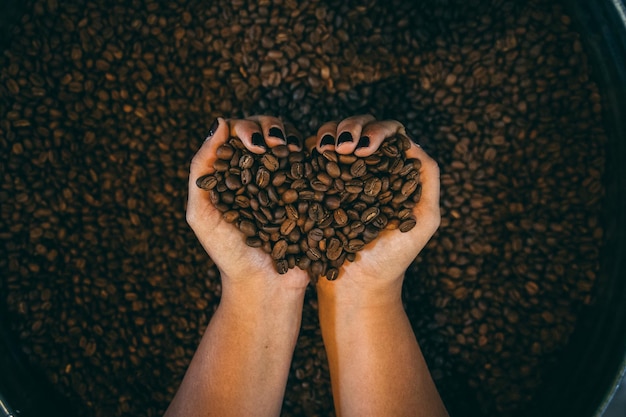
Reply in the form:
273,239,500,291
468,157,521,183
164,116,309,417
165,115,448,417
312,115,449,417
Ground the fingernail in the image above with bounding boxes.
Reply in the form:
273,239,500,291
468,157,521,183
337,132,353,145
287,135,300,146
251,132,267,148
320,134,335,147
269,127,285,141
356,136,370,149
207,118,219,138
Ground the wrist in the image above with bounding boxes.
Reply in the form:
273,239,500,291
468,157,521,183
316,273,404,310
220,271,307,311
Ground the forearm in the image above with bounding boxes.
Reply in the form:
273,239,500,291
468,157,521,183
165,278,305,417
317,277,448,417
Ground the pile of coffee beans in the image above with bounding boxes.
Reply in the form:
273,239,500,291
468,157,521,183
196,134,421,279
0,0,607,416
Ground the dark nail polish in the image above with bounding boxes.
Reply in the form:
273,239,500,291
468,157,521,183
268,127,285,141
287,135,300,146
356,136,370,149
251,132,266,148
320,134,335,147
208,118,219,137
337,132,353,145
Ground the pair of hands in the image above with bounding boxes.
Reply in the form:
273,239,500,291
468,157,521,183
186,115,440,297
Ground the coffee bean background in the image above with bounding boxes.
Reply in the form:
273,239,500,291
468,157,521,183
0,0,607,416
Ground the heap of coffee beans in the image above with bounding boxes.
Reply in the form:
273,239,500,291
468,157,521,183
0,0,607,416
195,134,421,280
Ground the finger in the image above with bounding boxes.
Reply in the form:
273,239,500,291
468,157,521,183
247,115,287,148
406,142,441,231
187,117,229,225
284,122,303,151
189,117,229,180
354,119,405,157
316,120,339,152
335,114,376,154
229,118,267,154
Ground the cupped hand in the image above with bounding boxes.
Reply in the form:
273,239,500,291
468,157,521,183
187,116,310,288
310,115,441,301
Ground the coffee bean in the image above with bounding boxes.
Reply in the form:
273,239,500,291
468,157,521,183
350,159,367,177
216,144,235,160
256,167,271,188
246,237,263,248
282,189,299,204
275,259,289,274
239,220,257,237
326,268,339,281
326,238,343,261
271,239,288,260
361,207,380,224
280,219,297,236
364,177,383,197
239,154,255,169
326,161,341,178
223,210,240,223
196,174,218,190
261,154,280,172
399,217,417,232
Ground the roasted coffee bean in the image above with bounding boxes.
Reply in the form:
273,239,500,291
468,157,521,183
333,208,349,226
326,161,341,178
306,247,322,261
324,195,341,210
350,159,367,177
239,220,257,237
223,210,240,223
290,162,304,179
261,154,280,172
285,204,299,220
326,238,343,261
275,259,289,274
401,179,419,197
280,219,297,236
326,268,339,281
346,239,366,253
272,239,288,260
246,237,263,248
213,159,230,172
345,180,364,193
282,189,299,204
364,177,383,197
225,174,242,190
399,217,417,233
272,171,287,187
216,144,235,160
239,154,255,169
308,228,324,242
256,167,271,188
361,207,380,224
196,174,218,190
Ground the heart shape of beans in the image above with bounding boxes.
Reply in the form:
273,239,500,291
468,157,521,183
196,134,421,281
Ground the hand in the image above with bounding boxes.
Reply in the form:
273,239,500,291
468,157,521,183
186,115,309,289
309,115,441,303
